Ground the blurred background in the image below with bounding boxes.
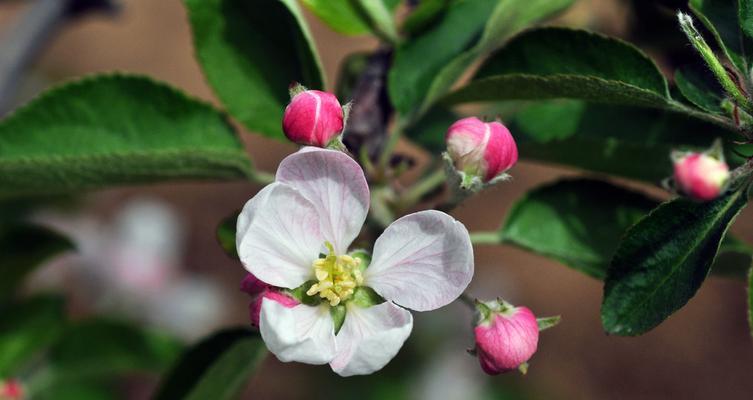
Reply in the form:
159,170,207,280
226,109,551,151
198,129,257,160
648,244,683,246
1,0,752,399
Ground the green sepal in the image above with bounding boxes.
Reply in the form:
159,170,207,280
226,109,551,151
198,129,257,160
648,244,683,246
330,305,346,334
351,286,384,308
536,316,561,331
288,82,308,99
349,249,372,271
286,280,322,306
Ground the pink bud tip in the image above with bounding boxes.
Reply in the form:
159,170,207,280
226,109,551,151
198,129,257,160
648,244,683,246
0,380,24,400
240,273,268,296
673,153,729,201
446,117,518,182
282,90,343,147
474,306,539,375
249,288,299,328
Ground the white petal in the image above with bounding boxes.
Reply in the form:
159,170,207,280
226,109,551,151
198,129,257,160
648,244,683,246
330,302,413,376
365,210,474,312
259,299,337,365
236,182,322,288
276,147,369,254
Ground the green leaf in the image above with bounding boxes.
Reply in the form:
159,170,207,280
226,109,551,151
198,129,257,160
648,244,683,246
690,0,753,73
388,0,498,115
154,328,267,400
184,0,324,139
0,224,73,300
500,179,657,279
0,295,66,376
409,98,739,181
675,64,724,113
741,0,753,40
216,213,238,259
477,177,752,281
47,319,182,380
33,383,114,400
510,99,735,182
301,0,399,37
352,0,399,43
421,0,575,114
443,28,671,108
402,0,451,36
602,188,748,336
404,106,459,152
0,74,252,196
391,0,573,117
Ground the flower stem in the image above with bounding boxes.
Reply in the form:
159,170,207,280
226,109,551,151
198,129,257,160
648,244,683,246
678,12,753,115
378,126,403,169
399,168,446,208
458,292,477,311
249,169,275,185
469,231,501,245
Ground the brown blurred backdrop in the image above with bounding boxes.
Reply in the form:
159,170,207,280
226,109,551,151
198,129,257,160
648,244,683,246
1,0,752,399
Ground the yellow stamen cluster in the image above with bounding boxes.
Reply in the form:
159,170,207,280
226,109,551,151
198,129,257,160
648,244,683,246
306,243,363,306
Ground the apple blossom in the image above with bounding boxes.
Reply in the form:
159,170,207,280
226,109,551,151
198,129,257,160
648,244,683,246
472,299,539,375
282,88,344,147
236,147,474,376
673,152,729,201
446,117,518,183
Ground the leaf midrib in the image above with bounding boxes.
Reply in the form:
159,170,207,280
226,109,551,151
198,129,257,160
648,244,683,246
609,189,744,330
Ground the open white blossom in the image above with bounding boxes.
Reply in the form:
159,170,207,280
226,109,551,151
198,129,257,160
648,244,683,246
236,147,474,376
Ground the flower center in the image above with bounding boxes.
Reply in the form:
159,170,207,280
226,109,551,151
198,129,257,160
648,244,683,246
306,242,363,306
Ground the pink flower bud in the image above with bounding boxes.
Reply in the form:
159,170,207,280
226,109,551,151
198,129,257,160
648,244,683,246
249,288,298,328
282,90,343,147
446,117,518,182
0,379,23,400
474,302,538,375
673,153,729,201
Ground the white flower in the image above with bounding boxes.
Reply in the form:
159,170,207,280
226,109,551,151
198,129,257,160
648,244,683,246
236,147,474,376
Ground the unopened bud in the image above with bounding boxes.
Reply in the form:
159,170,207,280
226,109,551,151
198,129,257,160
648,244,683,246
673,152,729,201
473,299,538,375
446,117,518,183
0,380,23,400
282,87,344,147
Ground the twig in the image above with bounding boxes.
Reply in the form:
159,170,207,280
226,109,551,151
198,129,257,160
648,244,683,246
342,47,393,163
0,0,118,115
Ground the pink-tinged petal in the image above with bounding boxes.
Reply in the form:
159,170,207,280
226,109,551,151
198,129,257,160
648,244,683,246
236,182,323,289
249,289,299,328
330,302,413,376
240,273,268,296
365,210,474,312
276,148,369,254
259,299,337,365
